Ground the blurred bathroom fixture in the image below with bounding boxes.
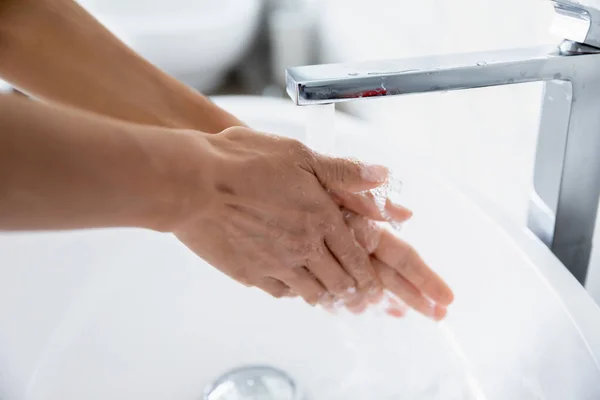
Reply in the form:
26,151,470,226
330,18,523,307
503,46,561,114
266,0,317,88
76,0,263,93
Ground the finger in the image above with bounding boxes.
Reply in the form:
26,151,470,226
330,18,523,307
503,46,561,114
331,190,413,222
318,291,371,315
343,210,383,254
255,277,296,299
312,155,389,192
324,216,380,294
383,198,414,222
386,308,407,318
343,291,371,314
307,246,358,299
373,228,454,306
279,267,327,306
367,286,385,304
383,293,408,318
318,293,348,315
374,258,447,320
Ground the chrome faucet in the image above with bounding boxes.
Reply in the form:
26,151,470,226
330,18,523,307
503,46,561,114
285,0,600,286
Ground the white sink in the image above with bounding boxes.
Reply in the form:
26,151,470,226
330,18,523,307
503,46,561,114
1,96,600,399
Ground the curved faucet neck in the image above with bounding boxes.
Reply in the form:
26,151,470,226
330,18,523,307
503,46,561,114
551,0,600,48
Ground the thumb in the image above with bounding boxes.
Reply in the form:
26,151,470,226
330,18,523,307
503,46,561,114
312,155,389,192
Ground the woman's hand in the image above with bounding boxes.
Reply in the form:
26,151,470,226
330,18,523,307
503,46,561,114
0,0,455,319
332,210,454,320
171,126,392,306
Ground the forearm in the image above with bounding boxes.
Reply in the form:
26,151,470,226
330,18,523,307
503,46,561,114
0,0,244,132
0,94,205,231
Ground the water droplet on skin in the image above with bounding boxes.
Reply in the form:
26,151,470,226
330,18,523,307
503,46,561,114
388,220,404,231
366,172,404,232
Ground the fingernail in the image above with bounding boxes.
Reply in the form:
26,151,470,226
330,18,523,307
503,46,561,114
319,293,334,307
425,299,438,317
367,286,384,303
434,305,448,321
391,203,413,218
386,307,407,318
306,296,320,307
361,164,389,183
342,286,360,302
423,301,448,321
385,200,413,220
347,304,368,315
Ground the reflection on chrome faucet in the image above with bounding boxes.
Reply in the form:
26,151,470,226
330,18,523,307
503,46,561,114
286,0,600,286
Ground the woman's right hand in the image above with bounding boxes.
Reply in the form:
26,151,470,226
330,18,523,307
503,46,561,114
169,126,394,306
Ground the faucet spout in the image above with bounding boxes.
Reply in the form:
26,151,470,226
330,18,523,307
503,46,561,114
286,41,596,105
286,40,600,286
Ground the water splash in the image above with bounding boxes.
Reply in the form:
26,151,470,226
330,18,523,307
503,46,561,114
367,173,404,230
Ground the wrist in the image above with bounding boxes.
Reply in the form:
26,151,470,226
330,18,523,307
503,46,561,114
136,127,217,232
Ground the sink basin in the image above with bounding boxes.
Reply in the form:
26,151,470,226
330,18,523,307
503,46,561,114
2,95,600,399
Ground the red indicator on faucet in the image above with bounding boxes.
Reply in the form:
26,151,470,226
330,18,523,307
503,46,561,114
338,87,388,100
360,88,388,97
